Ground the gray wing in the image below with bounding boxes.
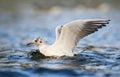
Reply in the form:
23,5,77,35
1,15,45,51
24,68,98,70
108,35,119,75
55,25,63,40
56,19,110,52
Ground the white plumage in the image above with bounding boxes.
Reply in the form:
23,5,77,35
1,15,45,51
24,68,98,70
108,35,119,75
27,19,110,57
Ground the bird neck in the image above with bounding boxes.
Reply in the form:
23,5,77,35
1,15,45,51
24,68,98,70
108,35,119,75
38,43,49,54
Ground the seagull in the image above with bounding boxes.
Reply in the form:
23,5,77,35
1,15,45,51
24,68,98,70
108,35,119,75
27,19,110,57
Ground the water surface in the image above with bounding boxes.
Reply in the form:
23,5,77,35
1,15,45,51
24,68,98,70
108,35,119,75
0,0,120,77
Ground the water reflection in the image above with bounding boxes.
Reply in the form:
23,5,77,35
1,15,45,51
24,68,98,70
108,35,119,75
0,0,120,77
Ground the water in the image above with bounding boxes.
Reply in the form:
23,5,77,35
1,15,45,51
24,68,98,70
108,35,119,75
0,0,120,77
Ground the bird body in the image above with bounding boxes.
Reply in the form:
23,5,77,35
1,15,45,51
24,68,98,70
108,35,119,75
27,19,110,57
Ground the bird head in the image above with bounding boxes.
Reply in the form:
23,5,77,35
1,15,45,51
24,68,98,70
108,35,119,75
27,37,45,46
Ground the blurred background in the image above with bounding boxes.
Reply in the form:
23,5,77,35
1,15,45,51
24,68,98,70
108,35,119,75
0,0,120,48
0,0,120,77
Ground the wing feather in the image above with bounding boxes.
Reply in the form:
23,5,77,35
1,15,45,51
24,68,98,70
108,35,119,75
55,19,110,52
55,25,63,40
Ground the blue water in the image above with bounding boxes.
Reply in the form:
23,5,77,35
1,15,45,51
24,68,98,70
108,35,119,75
0,2,120,77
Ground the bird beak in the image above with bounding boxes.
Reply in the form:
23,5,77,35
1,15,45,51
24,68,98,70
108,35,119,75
26,42,35,46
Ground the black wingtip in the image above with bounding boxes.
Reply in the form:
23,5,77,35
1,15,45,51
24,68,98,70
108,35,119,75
108,19,111,21
106,19,110,24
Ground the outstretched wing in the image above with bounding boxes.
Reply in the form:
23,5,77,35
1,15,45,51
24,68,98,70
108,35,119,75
55,19,110,52
55,25,63,40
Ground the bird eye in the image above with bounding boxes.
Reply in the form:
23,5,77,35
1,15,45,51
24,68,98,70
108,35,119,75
40,41,42,43
35,40,37,42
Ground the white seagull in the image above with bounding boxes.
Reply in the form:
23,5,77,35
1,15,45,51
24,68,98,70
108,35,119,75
27,19,110,57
